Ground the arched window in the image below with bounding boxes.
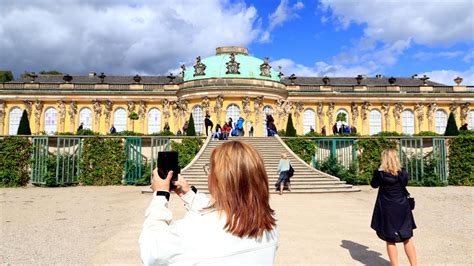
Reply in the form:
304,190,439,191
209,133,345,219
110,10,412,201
369,109,382,135
336,109,349,123
402,110,415,135
8,107,22,135
44,107,58,135
148,108,161,134
113,108,127,132
469,110,474,130
79,108,93,130
435,109,447,134
225,104,240,125
192,105,204,134
303,108,316,134
262,106,273,136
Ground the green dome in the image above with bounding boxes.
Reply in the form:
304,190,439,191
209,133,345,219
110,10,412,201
183,51,281,82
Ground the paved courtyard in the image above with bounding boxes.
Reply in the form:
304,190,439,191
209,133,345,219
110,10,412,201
1,186,473,265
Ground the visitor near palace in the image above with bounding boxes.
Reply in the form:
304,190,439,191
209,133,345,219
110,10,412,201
182,121,189,135
204,113,213,136
76,122,83,132
139,141,278,265
371,149,417,266
275,153,292,195
163,122,170,132
248,121,254,137
109,125,116,134
236,117,245,136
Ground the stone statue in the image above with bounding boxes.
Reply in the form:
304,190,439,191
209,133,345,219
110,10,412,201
351,102,359,126
449,103,458,118
414,103,424,132
254,96,264,124
275,99,285,126
201,96,211,114
393,103,404,131
138,101,147,133
361,102,371,121
92,100,102,132
178,99,189,120
68,101,77,131
162,99,170,124
57,100,66,133
326,103,335,126
0,100,6,134
180,64,186,78
171,100,180,122
126,101,136,131
126,101,135,113
23,100,32,118
34,100,44,133
214,95,224,124
381,103,391,131
317,102,324,130
104,100,114,129
242,96,251,119
193,56,206,76
426,102,437,131
294,102,304,126
226,53,240,74
460,102,470,125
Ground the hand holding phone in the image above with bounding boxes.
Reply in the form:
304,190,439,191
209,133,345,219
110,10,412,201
156,151,180,191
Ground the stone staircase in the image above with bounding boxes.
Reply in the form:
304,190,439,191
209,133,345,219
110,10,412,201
181,136,360,193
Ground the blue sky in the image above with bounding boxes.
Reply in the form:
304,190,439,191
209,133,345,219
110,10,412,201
0,0,473,85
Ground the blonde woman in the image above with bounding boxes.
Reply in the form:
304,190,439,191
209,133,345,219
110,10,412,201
275,152,292,195
140,141,278,265
371,149,417,266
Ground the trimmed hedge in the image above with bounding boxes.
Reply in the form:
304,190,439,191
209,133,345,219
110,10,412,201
284,138,315,164
357,138,398,182
0,137,32,187
171,138,203,169
448,132,474,185
79,137,125,185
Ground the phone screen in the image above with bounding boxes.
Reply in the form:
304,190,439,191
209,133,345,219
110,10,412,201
157,151,180,190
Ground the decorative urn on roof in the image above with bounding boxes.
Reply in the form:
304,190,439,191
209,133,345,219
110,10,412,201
388,77,397,85
133,74,142,83
322,76,330,85
63,74,73,83
355,74,363,85
454,76,463,85
98,73,106,83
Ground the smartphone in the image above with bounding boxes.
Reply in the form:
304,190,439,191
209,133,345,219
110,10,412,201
157,151,180,190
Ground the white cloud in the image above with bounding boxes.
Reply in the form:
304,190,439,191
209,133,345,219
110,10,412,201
260,0,304,42
421,67,474,85
414,50,465,61
271,58,372,77
320,0,474,46
0,0,260,76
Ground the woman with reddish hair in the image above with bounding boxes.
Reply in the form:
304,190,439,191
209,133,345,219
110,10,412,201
139,141,278,265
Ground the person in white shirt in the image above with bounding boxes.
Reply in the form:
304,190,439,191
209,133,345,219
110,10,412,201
139,141,279,265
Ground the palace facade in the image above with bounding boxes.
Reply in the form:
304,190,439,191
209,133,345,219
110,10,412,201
0,46,473,136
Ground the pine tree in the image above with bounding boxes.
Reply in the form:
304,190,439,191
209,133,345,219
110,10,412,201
187,113,196,136
285,113,297,136
17,110,32,135
444,112,459,136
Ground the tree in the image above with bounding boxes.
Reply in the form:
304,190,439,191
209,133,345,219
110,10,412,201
336,112,347,122
17,110,32,135
39,70,62,75
285,114,297,137
444,112,459,136
187,113,196,136
0,70,14,83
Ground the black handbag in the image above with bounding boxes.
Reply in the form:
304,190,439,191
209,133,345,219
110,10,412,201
287,163,295,177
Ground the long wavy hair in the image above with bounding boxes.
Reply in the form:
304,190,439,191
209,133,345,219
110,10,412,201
207,141,276,238
379,148,402,175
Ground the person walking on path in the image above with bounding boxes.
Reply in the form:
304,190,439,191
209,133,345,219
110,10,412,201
248,121,254,137
371,148,417,266
140,141,278,265
275,153,292,195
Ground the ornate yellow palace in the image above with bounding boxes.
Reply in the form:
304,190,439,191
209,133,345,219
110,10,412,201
0,46,473,136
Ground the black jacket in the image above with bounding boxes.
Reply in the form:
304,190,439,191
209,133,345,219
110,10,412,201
370,169,416,241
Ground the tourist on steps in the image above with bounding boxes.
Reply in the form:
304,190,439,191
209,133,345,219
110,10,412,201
275,153,292,195
140,141,278,265
204,113,213,136
371,149,417,266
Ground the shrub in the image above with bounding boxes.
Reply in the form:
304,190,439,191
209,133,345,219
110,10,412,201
128,112,139,120
149,130,175,136
277,129,286,136
285,114,296,137
77,129,98,135
448,133,474,185
0,137,32,187
304,131,323,137
284,138,315,164
17,110,32,135
187,113,196,136
336,112,347,122
375,131,405,137
79,137,125,185
318,157,366,185
110,130,141,136
171,138,203,169
445,112,459,136
357,138,397,182
413,131,439,136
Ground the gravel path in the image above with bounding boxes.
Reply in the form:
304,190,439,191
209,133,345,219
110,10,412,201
1,186,473,265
